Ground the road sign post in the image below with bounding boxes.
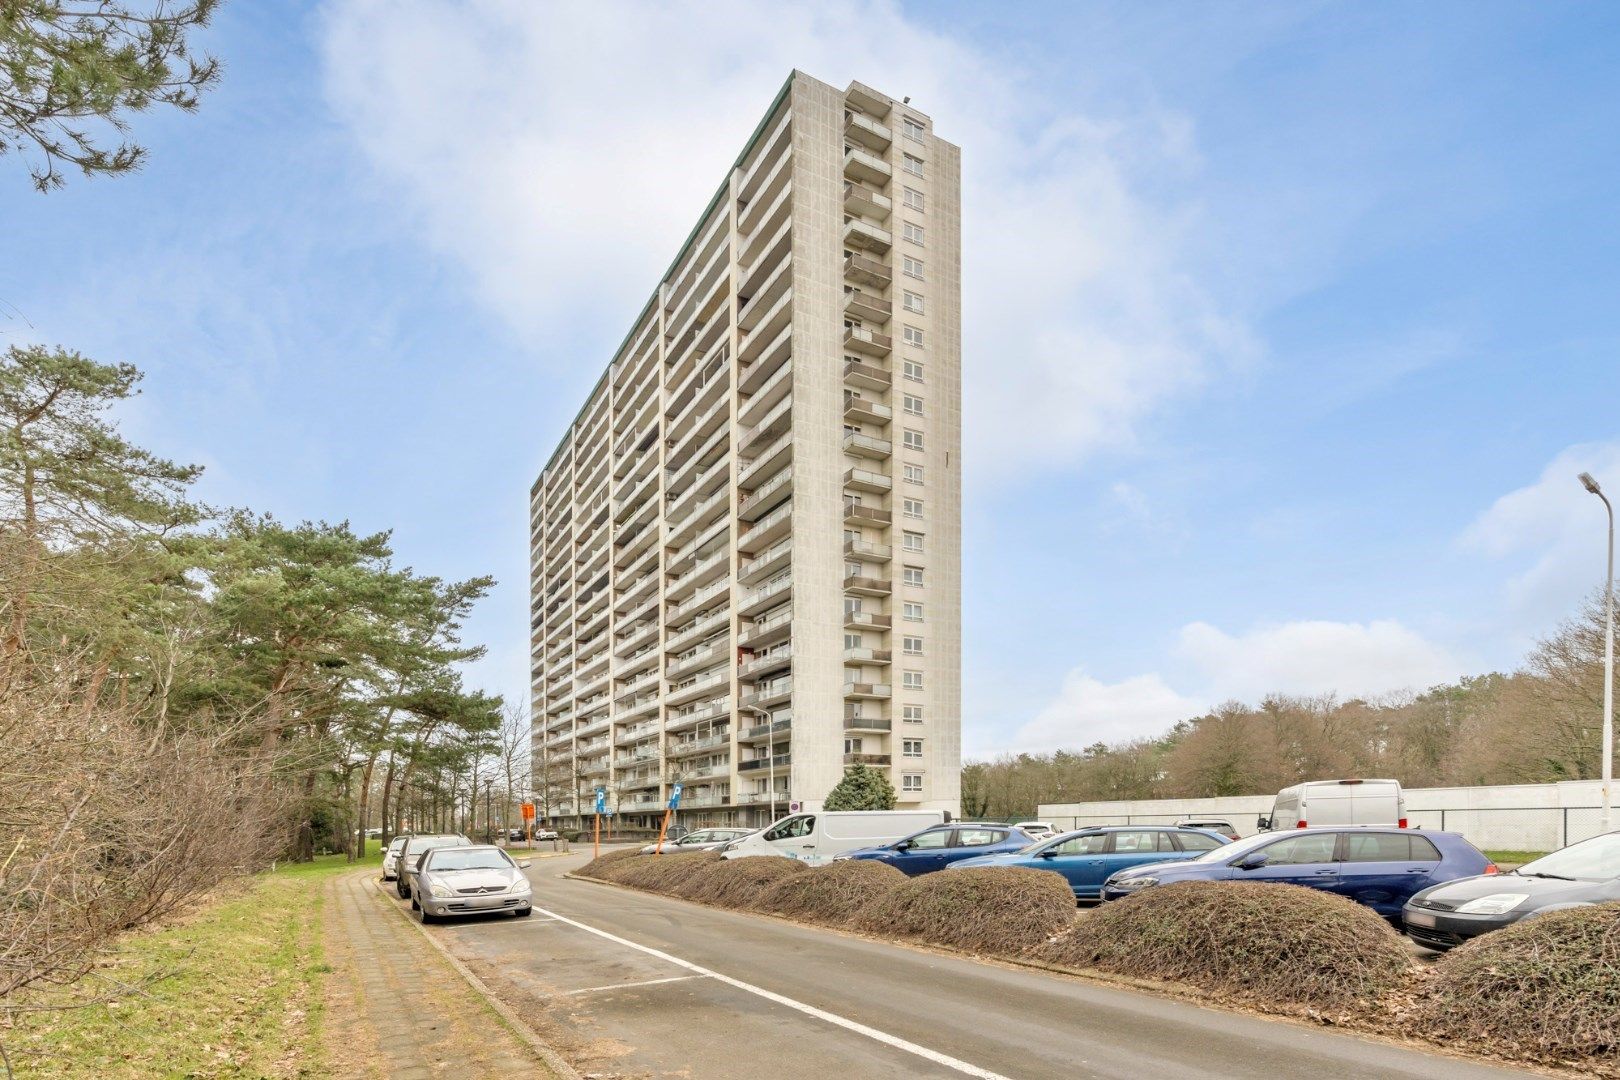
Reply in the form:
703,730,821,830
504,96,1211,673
655,783,684,854
521,802,535,847
593,787,606,859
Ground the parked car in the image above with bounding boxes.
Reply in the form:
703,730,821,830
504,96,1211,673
640,827,755,855
382,833,412,881
533,827,559,842
506,828,527,842
1012,821,1057,839
950,826,1230,899
1102,827,1492,921
1403,830,1620,950
835,824,1035,875
1175,818,1240,840
1257,778,1405,832
723,810,948,864
414,844,533,923
395,833,472,899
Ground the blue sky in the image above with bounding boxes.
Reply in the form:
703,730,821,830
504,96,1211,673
5,1,1618,757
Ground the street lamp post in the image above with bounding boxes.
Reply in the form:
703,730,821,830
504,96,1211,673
1579,472,1614,833
747,706,777,828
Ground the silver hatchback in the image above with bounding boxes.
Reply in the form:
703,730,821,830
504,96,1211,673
414,845,533,923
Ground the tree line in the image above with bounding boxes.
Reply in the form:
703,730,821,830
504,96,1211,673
963,598,1614,821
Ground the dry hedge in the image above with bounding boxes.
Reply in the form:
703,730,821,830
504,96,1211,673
1035,881,1411,1008
675,856,810,908
855,866,1077,957
611,851,725,894
576,847,645,880
1413,903,1620,1060
757,859,907,926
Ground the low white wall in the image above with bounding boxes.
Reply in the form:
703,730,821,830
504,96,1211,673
1039,780,1610,852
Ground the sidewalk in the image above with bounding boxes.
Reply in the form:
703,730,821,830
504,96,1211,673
321,869,559,1078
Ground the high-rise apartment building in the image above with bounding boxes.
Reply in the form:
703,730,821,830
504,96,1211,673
528,71,960,830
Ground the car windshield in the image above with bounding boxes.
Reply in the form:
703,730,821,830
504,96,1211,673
1518,833,1620,881
681,830,721,843
426,848,515,872
1019,830,1093,855
1184,831,1279,864
387,838,408,854
406,835,465,855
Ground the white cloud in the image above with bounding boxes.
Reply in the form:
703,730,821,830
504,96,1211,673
1461,441,1620,630
317,0,1252,477
1005,617,1463,754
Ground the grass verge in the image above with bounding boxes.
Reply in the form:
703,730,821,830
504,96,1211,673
5,852,379,1079
1483,849,1549,867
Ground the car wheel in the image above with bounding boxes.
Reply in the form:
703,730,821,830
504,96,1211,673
410,896,419,911
419,907,437,924
514,906,532,918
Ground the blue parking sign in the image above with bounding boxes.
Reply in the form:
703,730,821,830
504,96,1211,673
669,782,683,809
594,787,606,814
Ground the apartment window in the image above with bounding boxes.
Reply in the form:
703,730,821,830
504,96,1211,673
903,429,925,451
903,464,924,485
844,633,864,649
903,705,924,723
903,636,924,655
903,153,925,177
902,773,924,792
903,498,923,519
902,255,925,280
902,325,925,349
903,531,924,554
903,222,925,246
844,737,865,754
904,566,925,587
903,291,925,314
903,737,924,756
903,394,924,417
903,186,925,210
902,117,926,141
844,597,863,615
904,601,924,622
903,360,925,383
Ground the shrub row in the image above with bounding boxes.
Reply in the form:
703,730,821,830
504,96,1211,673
577,851,1620,1068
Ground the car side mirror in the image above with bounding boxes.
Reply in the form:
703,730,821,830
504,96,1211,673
1256,816,1271,832
1235,853,1268,871
516,859,533,869
1036,849,1058,859
893,841,912,852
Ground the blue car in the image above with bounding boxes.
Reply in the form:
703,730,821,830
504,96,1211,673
835,823,1035,875
1100,827,1494,921
948,826,1231,899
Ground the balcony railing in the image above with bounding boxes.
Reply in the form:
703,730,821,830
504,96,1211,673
843,290,892,326
844,146,891,185
844,391,892,425
844,252,891,288
843,467,891,494
844,611,892,632
843,682,892,700
842,647,892,666
738,753,792,773
843,501,892,527
844,111,893,151
843,181,891,222
843,753,891,766
842,431,892,460
843,574,892,597
843,219,893,255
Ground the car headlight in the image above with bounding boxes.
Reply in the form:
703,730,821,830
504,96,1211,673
509,876,531,894
832,853,852,861
1111,876,1157,892
428,882,454,898
1454,893,1526,915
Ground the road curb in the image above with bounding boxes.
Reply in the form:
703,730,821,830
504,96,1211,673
365,873,584,1080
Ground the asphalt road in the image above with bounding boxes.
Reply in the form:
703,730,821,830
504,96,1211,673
405,849,1540,1080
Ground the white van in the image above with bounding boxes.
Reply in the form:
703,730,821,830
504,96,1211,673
723,810,947,864
1259,779,1406,832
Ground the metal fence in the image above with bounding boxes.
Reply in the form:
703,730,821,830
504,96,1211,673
1048,806,1609,855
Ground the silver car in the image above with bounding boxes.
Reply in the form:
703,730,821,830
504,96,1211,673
639,827,756,855
414,845,533,923
396,833,470,899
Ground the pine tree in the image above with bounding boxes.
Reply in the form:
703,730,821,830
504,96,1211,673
823,762,897,811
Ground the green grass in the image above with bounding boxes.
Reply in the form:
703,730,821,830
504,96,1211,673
1484,849,1550,867
6,852,377,1079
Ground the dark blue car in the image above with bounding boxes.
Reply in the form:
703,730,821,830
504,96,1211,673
1100,827,1495,920
835,823,1035,875
948,826,1231,898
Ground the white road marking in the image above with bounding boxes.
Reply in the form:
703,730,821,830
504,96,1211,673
532,904,1013,1080
557,974,709,997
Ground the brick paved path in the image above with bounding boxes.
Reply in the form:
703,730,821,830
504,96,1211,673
323,869,554,1078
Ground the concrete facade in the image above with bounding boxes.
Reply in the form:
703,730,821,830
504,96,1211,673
529,72,962,830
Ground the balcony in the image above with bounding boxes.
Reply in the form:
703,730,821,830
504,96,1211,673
733,789,792,806
737,501,793,554
842,431,893,461
844,111,892,152
667,694,731,731
843,500,892,528
844,253,891,289
667,642,727,680
739,538,791,586
843,219,892,255
843,180,891,221
844,610,892,632
844,682,892,700
738,431,793,491
843,358,891,393
844,753,892,767
739,574,793,617
741,716,791,742
843,538,892,563
668,732,730,758
843,574,892,598
843,290,892,326
844,146,891,186
738,753,792,773
844,711,892,733
845,82,892,118
843,392,892,426
844,326,892,358
739,467,793,521
740,606,793,648
842,647,892,667
740,677,792,710
739,646,792,680
667,669,729,708
843,467,891,495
